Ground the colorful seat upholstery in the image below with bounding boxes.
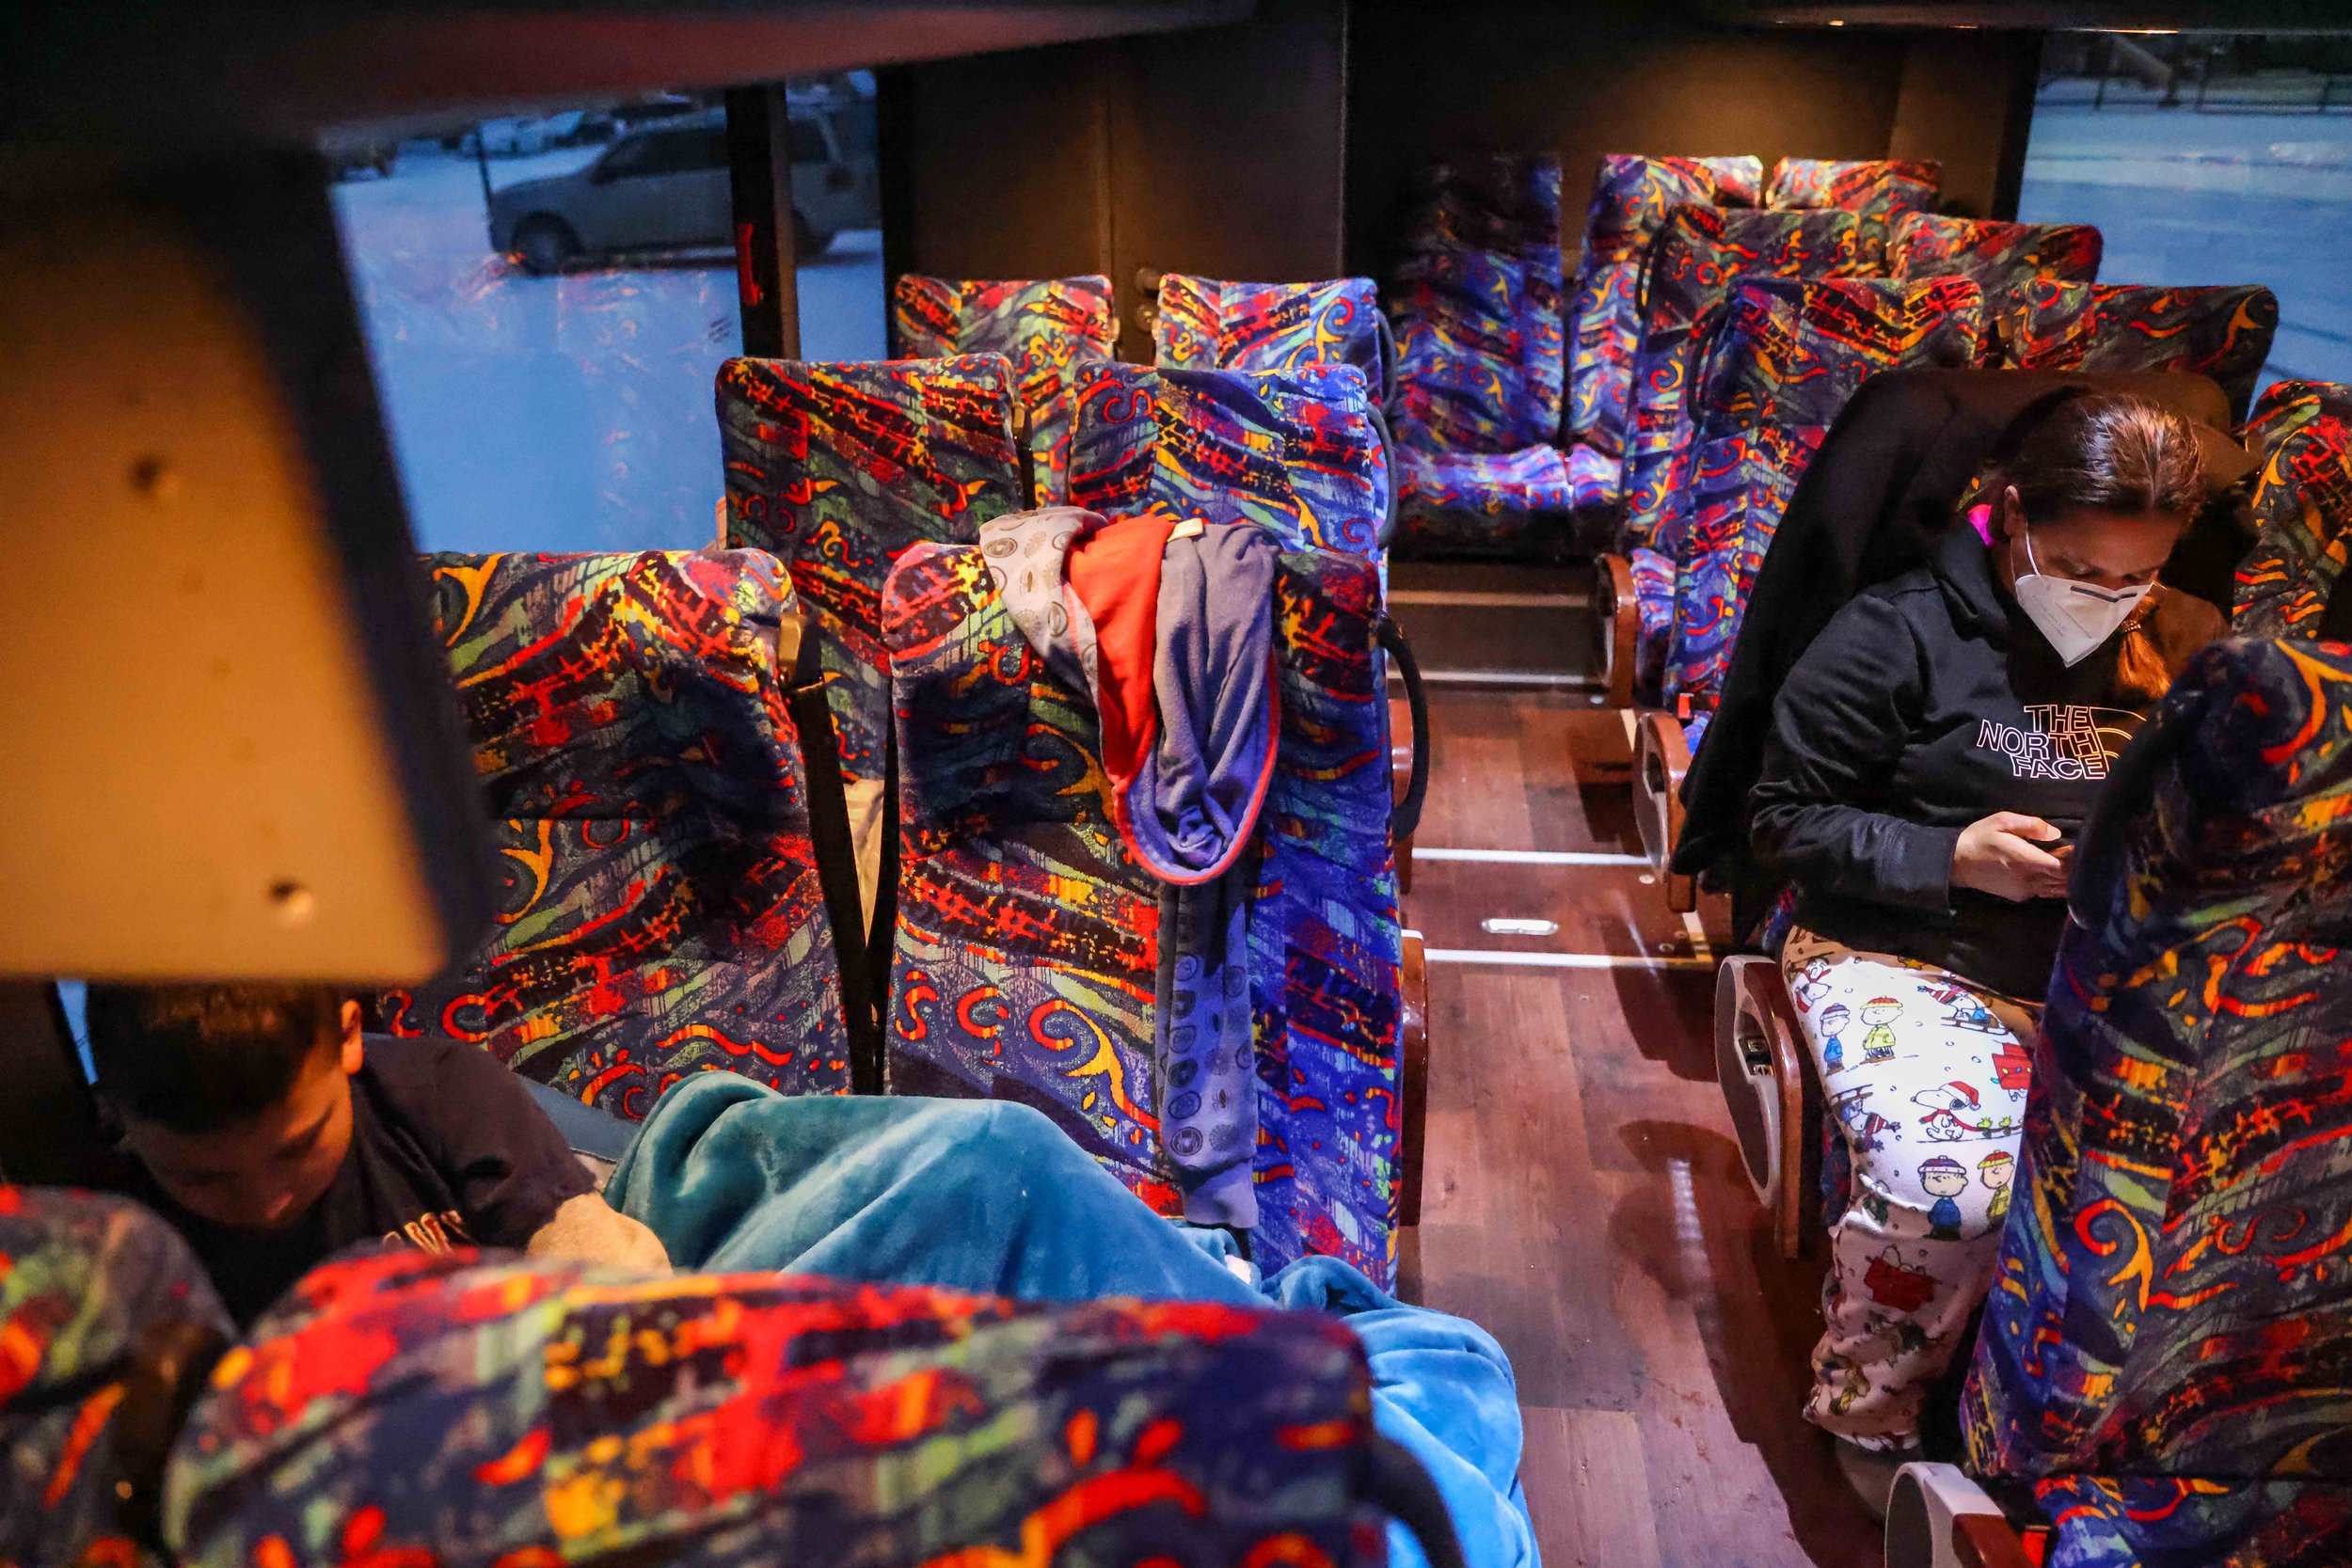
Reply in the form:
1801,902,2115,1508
1628,543,1676,702
1651,277,1986,721
1,1186,231,1568
890,274,1117,505
1565,153,1764,466
1387,152,1571,549
1764,156,1940,262
1989,280,2280,420
381,551,852,1115
2233,380,2352,640
718,355,1025,785
1390,152,1565,451
1888,212,2103,296
1152,273,1393,406
169,1244,1386,1567
883,542,1405,1286
1393,446,1575,550
1566,441,1624,514
1961,634,2352,1566
1617,206,1870,547
1066,360,1391,560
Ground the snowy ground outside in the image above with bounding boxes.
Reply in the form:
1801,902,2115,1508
2018,104,2352,390
331,144,885,555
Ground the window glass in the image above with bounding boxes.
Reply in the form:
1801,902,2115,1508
2018,32,2352,394
326,74,883,555
788,118,830,165
55,979,92,1083
327,91,739,553
831,98,880,158
596,134,657,179
792,72,887,361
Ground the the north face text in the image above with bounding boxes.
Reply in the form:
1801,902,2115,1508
1975,705,2132,781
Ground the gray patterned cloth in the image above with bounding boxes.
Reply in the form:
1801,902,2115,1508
977,505,1099,697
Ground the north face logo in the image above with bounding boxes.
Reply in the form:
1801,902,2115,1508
1974,705,2137,781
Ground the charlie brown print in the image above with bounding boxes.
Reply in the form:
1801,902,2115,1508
1779,925,2041,1449
1818,1003,1851,1074
1919,1156,1968,1240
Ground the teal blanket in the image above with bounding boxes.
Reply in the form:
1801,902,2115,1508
607,1077,1538,1568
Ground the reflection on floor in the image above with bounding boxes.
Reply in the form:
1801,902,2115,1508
1391,562,1881,1568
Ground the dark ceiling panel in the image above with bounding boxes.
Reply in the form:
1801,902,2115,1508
2,1,1254,152
1699,0,2352,27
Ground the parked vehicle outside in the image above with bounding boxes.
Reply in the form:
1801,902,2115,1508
485,103,878,274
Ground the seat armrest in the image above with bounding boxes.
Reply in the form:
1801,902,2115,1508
1634,711,1695,912
1595,553,1637,709
1398,930,1430,1228
1887,1463,2033,1568
1391,693,1416,893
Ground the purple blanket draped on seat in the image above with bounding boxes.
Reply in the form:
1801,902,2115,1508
980,508,1279,1226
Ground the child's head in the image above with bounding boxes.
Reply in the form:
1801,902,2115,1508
85,984,364,1231
1919,1156,1968,1197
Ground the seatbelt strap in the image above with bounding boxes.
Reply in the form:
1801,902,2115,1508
1012,398,1039,509
781,617,886,1094
866,714,901,1066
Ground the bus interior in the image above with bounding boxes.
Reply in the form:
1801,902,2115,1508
6,3,2352,1565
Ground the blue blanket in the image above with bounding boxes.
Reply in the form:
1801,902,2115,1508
606,1076,1538,1568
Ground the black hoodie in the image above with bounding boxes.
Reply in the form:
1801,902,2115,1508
1750,524,2224,1000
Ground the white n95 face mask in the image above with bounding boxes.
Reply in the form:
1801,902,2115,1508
2012,532,2150,667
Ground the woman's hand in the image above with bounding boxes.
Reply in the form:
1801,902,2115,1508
1952,812,2072,902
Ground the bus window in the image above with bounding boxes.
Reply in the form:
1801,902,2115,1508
54,979,92,1082
790,72,886,362
325,74,883,555
2019,32,2352,393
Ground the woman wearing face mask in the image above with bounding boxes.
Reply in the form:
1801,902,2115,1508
1747,391,2224,1506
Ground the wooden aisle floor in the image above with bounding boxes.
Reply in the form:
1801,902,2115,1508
1390,594,1883,1566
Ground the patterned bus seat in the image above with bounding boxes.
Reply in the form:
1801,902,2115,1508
1152,274,1393,406
717,355,1025,786
2233,380,2352,640
381,551,852,1115
1566,440,1627,515
0,1186,231,1568
1960,634,2352,1566
1387,152,1571,549
169,1245,1385,1567
882,541,1405,1285
1565,153,1763,470
1764,156,1941,262
890,274,1117,504
1887,212,2104,296
1989,280,2280,420
1627,543,1677,702
1394,445,1576,550
1066,360,1391,560
1616,205,1870,548
1652,277,1986,722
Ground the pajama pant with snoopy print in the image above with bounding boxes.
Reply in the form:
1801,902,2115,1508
1780,924,2038,1450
